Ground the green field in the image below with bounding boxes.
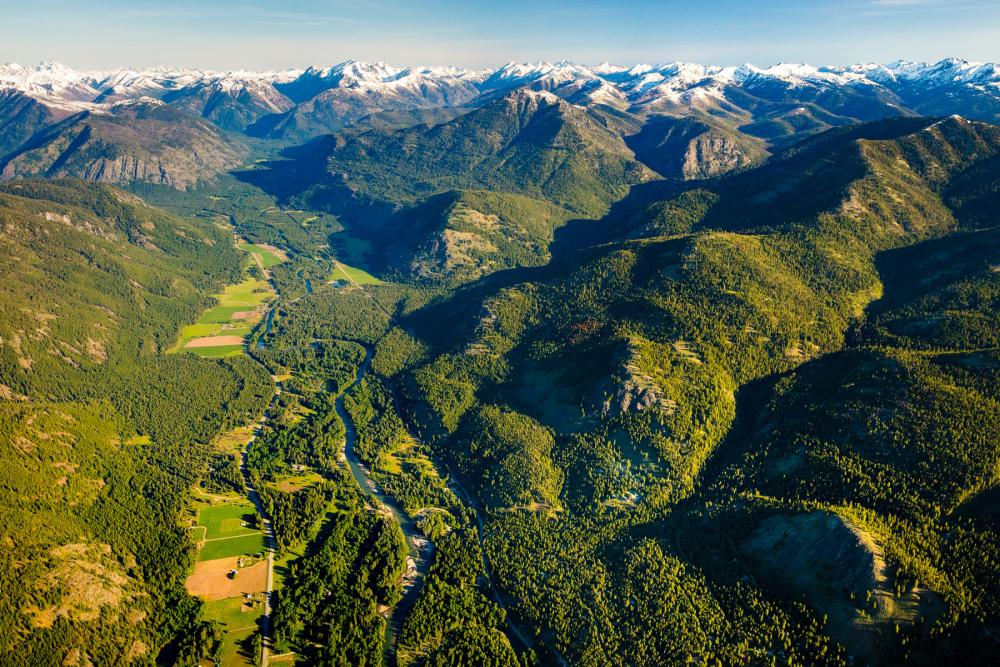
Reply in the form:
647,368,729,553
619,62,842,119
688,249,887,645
198,503,259,540
238,243,284,268
170,275,274,357
197,532,266,561
203,597,263,630
331,261,383,285
192,344,247,358
216,625,258,667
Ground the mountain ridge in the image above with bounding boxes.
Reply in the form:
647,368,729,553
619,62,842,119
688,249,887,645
3,57,998,126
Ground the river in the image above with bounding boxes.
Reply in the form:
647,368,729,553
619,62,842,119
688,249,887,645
334,345,431,666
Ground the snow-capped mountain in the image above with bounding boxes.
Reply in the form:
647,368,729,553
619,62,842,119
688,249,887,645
275,60,483,103
1,58,999,144
0,61,101,103
1,57,993,109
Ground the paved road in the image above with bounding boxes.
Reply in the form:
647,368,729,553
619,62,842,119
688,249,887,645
239,449,275,667
239,385,280,667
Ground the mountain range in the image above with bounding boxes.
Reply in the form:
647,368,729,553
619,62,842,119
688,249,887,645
1,58,999,190
4,58,1000,121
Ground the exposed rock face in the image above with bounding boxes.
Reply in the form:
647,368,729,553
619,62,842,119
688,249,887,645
83,156,174,187
682,129,763,179
599,340,678,418
0,110,246,189
411,228,500,280
627,115,768,180
23,541,136,627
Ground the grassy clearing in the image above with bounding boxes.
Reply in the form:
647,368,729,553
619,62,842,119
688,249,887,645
215,625,257,667
189,344,246,358
238,243,285,268
198,503,259,540
198,306,255,324
198,533,266,561
271,472,325,493
170,274,275,357
331,261,383,286
203,596,264,630
214,425,257,452
379,435,436,478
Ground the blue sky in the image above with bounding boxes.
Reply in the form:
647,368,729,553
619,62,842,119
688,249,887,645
2,0,998,70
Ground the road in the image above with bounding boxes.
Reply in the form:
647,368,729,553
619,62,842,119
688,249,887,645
240,400,278,667
331,261,536,660
447,476,535,653
244,296,282,667
240,454,275,667
246,254,532,664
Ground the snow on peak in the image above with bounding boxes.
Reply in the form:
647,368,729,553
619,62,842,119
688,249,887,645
1,57,998,115
0,61,101,101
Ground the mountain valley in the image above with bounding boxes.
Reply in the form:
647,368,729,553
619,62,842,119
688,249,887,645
0,54,998,667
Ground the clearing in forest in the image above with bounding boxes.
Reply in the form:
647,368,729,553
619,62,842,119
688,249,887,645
331,260,384,286
272,471,325,493
186,498,266,562
197,531,266,562
238,242,286,268
197,503,260,540
169,241,281,357
186,556,268,600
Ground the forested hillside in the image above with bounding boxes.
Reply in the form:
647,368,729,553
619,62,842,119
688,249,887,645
378,115,1000,665
0,181,271,665
0,104,247,189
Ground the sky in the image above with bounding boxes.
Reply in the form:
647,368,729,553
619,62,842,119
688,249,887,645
1,0,998,71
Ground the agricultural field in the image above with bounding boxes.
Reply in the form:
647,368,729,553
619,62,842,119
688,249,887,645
187,556,268,598
197,503,260,541
198,531,266,562
186,498,266,561
170,247,279,356
185,497,268,666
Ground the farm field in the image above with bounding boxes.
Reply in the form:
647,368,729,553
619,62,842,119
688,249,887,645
169,276,273,356
186,556,268,600
186,494,268,665
198,532,266,562
169,241,282,357
187,497,266,561
202,596,264,630
198,502,260,540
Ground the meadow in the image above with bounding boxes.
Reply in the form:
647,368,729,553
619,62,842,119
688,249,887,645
171,242,282,357
331,260,384,286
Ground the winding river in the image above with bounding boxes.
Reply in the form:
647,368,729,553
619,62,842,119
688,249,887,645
334,345,431,666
